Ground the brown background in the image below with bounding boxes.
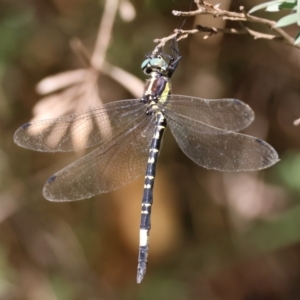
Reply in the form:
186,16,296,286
1,0,300,299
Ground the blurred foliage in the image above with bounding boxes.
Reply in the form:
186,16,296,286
274,152,300,193
0,2,34,63
1,0,300,299
249,0,300,44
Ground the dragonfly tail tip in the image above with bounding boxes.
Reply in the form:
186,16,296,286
137,269,146,284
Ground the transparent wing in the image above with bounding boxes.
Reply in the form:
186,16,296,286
165,111,278,171
162,95,254,131
14,99,146,152
44,113,156,201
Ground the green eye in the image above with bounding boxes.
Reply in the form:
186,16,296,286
149,58,168,71
141,56,168,74
141,59,151,69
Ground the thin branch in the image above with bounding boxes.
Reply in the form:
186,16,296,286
162,0,300,49
196,24,284,41
91,0,119,69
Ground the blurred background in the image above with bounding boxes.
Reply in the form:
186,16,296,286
1,0,300,299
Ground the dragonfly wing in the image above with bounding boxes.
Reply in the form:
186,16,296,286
165,111,279,171
44,114,156,201
163,95,254,131
14,99,145,152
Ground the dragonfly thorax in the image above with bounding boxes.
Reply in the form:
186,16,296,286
142,75,170,105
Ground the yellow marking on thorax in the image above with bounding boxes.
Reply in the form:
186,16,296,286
159,81,170,103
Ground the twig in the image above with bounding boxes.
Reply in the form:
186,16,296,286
91,0,119,69
154,0,300,50
196,24,284,41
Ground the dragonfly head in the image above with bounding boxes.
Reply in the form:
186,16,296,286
141,55,168,76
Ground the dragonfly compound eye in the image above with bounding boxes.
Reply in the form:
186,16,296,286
141,57,168,75
141,59,152,74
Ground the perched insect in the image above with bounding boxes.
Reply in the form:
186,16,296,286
14,37,279,283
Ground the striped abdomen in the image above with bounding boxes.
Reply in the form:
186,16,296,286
137,111,166,283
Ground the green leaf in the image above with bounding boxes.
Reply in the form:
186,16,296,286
279,2,297,10
249,0,285,14
294,30,300,44
274,152,300,193
275,12,298,27
297,0,300,25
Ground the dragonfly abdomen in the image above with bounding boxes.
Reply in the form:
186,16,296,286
137,111,166,283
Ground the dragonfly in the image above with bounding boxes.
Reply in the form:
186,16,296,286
14,37,279,283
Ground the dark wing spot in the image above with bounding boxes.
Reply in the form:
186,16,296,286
255,138,279,166
255,138,264,145
232,99,242,105
47,175,57,183
21,123,32,129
